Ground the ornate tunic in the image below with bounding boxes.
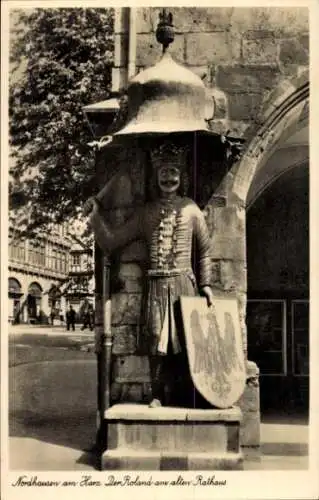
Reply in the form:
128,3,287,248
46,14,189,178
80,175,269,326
94,196,211,355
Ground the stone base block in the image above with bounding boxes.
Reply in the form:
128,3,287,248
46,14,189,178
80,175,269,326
102,404,243,470
103,449,243,471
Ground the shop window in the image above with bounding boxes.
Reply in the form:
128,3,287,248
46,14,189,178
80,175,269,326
247,300,287,375
292,300,309,375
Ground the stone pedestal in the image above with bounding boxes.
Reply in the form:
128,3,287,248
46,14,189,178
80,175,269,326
102,404,243,470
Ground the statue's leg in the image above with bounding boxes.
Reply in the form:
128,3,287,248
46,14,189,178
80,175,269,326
149,355,165,407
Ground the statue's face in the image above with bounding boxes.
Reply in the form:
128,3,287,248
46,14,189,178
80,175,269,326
157,165,181,194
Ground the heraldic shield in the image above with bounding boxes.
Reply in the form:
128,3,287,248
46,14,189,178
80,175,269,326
180,296,246,408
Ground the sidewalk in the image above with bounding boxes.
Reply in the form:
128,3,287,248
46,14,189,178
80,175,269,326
244,420,308,470
9,323,94,337
9,418,309,471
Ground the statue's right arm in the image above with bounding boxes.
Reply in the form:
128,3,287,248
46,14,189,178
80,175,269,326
88,199,142,254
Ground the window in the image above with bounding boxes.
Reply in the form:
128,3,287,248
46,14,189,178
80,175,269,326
247,300,286,375
9,237,26,262
72,254,81,266
71,254,81,273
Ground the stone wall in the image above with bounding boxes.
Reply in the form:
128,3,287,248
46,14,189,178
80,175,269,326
99,7,309,444
113,7,308,140
111,4,308,349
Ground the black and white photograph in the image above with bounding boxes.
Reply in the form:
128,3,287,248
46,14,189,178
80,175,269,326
1,1,318,499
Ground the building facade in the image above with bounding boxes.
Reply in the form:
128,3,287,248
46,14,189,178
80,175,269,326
8,220,94,324
93,6,309,419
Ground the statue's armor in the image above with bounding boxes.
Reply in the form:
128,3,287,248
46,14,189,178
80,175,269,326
94,196,211,355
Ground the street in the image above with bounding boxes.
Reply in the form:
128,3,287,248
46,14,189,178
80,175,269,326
7,324,309,471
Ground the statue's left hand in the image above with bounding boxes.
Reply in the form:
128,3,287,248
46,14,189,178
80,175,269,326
200,286,214,307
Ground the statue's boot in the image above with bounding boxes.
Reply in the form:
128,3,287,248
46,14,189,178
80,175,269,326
149,355,165,407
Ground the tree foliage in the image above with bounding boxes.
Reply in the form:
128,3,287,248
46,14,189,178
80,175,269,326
9,8,114,236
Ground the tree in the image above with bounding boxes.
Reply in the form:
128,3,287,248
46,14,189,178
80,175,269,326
9,8,114,237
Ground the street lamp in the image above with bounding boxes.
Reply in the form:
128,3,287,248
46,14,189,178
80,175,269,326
83,98,120,150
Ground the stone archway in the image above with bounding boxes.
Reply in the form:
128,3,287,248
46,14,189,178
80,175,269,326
8,278,23,323
229,71,309,206
209,72,309,356
228,73,309,413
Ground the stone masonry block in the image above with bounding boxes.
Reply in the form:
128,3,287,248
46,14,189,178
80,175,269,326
209,88,228,119
111,293,142,326
136,33,185,67
118,263,143,293
120,241,148,262
258,78,297,123
112,325,137,355
208,206,246,260
113,355,150,383
217,65,281,94
149,7,233,33
237,363,260,413
238,382,260,413
210,260,222,289
240,411,261,447
111,67,128,93
279,38,309,66
110,381,122,402
114,7,129,34
237,361,260,447
230,7,308,36
114,33,128,67
220,260,247,292
228,92,263,121
242,36,278,65
243,29,276,40
236,292,248,353
136,8,152,33
298,34,309,53
186,65,210,84
186,32,241,66
119,383,144,403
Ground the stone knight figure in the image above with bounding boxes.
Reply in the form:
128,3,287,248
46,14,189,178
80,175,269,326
87,140,214,408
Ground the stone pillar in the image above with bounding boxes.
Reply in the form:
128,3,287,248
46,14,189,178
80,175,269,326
237,361,260,450
205,196,260,449
95,146,151,407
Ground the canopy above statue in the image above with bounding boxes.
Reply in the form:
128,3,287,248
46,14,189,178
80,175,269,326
114,52,216,138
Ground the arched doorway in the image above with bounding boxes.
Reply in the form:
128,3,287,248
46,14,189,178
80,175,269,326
27,282,43,323
246,164,309,413
225,74,309,416
8,278,23,323
48,284,62,324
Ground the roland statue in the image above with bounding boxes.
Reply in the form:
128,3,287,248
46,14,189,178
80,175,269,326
87,140,213,408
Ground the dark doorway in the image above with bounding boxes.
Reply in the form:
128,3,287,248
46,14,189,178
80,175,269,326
27,282,43,323
246,165,309,414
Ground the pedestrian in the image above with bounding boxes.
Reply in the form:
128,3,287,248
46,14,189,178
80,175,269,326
81,307,89,330
89,308,95,331
66,305,76,331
